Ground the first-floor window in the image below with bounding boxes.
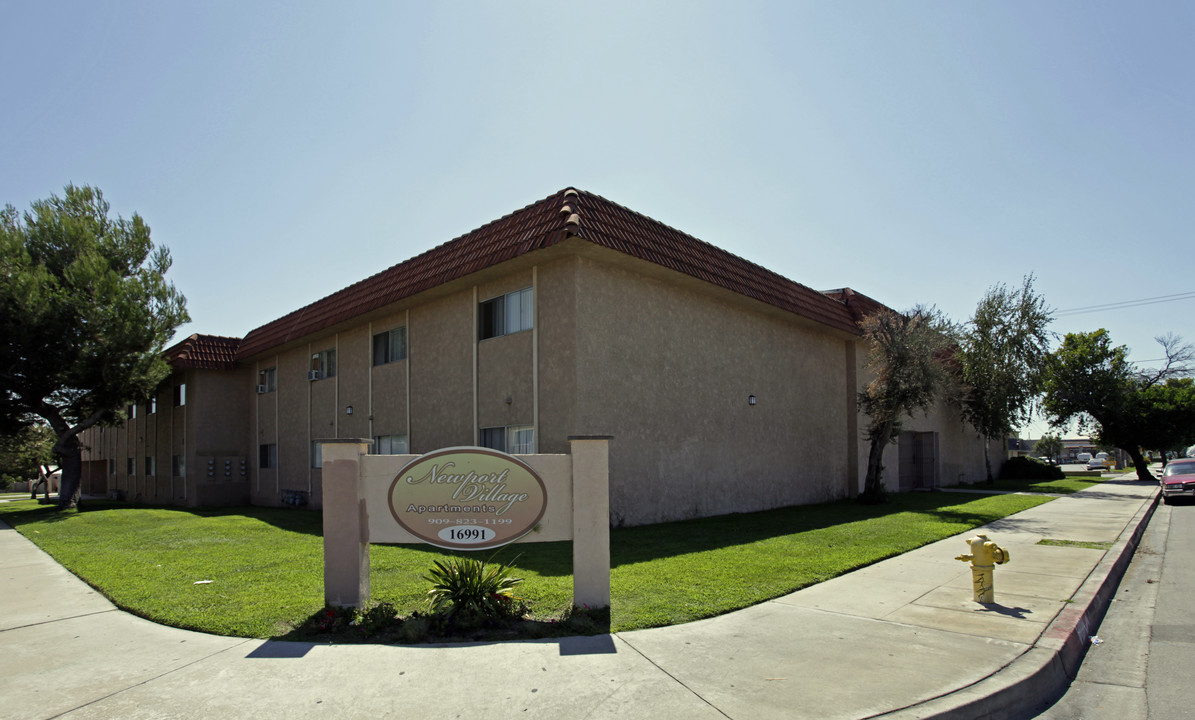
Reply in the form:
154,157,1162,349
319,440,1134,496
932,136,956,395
173,383,186,406
259,444,277,469
108,458,116,475
145,456,156,476
172,455,185,477
127,457,135,475
311,442,322,469
479,425,535,454
374,434,409,454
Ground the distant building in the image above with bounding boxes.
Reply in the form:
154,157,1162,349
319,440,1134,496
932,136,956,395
1060,438,1099,464
80,188,998,525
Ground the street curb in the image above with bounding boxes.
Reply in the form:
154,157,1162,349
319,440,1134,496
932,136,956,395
880,483,1161,720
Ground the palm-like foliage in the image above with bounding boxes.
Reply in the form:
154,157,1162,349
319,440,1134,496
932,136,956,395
424,555,523,620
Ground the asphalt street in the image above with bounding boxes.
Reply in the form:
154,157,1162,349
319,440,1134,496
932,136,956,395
1029,482,1195,719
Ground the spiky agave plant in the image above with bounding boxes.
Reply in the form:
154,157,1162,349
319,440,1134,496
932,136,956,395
424,554,523,620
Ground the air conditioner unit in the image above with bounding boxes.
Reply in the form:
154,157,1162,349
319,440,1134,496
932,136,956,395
255,384,267,394
307,370,322,381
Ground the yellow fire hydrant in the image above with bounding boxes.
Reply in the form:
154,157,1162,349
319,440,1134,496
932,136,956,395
955,534,1009,603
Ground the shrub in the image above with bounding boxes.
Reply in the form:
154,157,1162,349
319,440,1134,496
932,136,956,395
999,456,1065,481
399,614,431,643
356,601,398,634
424,555,524,622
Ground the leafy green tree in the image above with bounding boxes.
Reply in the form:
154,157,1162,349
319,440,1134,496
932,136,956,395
857,305,954,504
956,276,1053,481
1041,331,1194,481
1033,434,1064,465
0,423,56,484
1134,378,1195,464
1,185,188,508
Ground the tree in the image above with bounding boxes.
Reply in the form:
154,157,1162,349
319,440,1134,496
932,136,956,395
1134,378,1195,464
1033,434,1063,465
857,305,954,504
1041,330,1194,481
956,276,1053,481
0,422,55,485
1,185,188,508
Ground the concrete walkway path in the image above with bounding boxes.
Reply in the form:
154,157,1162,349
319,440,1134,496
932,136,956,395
0,477,1159,720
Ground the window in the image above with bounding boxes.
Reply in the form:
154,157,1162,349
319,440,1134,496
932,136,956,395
108,459,116,475
128,403,137,419
259,443,277,469
372,327,407,366
479,287,533,340
172,455,185,477
127,457,135,475
145,456,156,476
310,349,336,379
374,434,409,454
258,367,277,393
148,396,157,414
173,383,186,406
311,442,322,469
479,425,535,454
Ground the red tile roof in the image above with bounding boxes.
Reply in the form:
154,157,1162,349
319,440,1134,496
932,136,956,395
821,288,889,325
165,334,242,370
237,188,872,359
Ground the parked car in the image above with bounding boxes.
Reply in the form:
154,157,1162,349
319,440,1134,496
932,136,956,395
1087,457,1109,471
1161,459,1195,504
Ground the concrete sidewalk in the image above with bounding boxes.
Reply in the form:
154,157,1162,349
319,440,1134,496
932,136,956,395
0,477,1159,720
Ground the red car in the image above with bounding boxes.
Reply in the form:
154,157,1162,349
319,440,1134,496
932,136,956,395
1161,459,1195,504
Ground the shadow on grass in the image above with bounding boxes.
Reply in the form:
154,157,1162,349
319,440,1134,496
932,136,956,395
6,500,330,536
605,491,1008,568
2,491,1035,579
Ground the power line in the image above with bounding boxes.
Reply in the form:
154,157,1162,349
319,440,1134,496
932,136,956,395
1055,291,1195,317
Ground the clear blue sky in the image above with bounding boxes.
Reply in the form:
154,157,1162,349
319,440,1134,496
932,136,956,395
3,1,1192,437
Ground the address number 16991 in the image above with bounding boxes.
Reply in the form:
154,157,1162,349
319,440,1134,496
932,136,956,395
436,526,497,544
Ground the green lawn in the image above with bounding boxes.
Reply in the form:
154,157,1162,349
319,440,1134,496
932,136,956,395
0,491,1051,638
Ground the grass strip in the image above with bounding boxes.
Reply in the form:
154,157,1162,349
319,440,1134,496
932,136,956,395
1037,538,1113,550
946,476,1105,495
0,491,1050,638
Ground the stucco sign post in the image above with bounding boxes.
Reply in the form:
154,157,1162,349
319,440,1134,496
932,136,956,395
388,448,548,551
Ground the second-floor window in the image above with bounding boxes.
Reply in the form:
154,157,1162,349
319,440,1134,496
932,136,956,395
372,327,407,365
479,287,533,340
310,349,336,380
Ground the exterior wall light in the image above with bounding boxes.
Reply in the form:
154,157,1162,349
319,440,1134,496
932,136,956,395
346,406,353,415
748,395,757,406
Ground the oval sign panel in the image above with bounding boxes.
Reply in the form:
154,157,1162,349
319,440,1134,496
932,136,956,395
387,447,548,551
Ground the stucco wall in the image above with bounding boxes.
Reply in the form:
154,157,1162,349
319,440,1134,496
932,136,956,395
570,254,855,526
409,291,474,451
